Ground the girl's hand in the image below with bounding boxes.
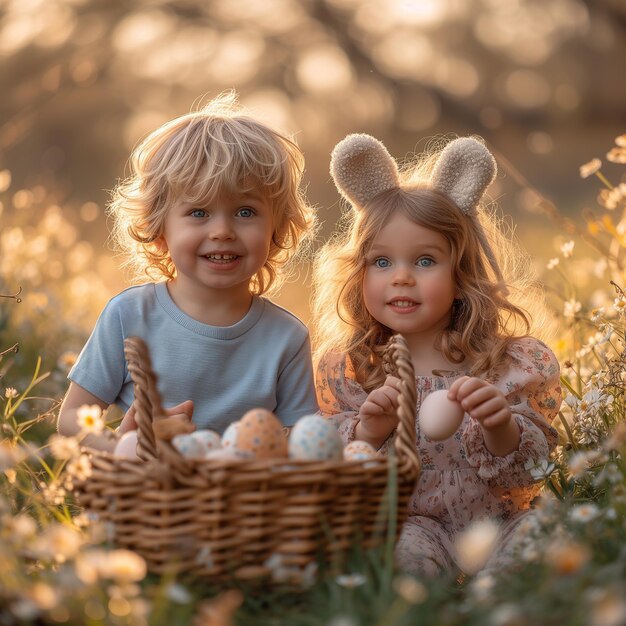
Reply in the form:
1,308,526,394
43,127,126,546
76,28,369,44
447,376,511,430
448,376,520,456
356,376,401,448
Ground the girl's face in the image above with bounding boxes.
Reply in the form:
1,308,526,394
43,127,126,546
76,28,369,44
158,188,274,305
362,211,457,345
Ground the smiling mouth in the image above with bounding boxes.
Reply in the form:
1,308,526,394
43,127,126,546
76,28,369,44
203,254,240,264
388,299,418,308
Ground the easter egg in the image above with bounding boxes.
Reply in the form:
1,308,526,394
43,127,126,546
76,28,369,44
288,414,343,461
343,440,378,461
418,389,465,441
224,409,288,459
172,432,206,458
221,421,240,449
191,429,222,453
204,447,252,461
114,430,139,459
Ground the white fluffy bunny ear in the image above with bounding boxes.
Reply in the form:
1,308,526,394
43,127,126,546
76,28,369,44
429,137,497,215
330,133,400,209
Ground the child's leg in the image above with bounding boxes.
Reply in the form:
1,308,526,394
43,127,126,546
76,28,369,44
395,516,456,577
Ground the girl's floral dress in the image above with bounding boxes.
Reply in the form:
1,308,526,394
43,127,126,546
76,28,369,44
316,336,561,576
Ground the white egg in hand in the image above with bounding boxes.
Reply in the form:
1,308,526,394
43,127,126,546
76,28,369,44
114,430,139,459
419,389,465,441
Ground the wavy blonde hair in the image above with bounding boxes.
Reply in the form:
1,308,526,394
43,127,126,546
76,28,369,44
108,91,316,296
312,145,552,393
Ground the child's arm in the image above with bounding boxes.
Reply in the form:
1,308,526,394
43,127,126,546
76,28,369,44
448,376,520,456
355,376,401,449
57,382,116,452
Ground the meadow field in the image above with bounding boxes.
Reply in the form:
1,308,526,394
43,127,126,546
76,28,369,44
1,135,626,625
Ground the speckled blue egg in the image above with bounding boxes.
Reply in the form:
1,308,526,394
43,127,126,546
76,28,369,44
288,414,343,461
192,429,222,453
172,433,205,458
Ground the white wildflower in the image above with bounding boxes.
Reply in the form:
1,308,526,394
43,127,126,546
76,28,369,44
455,519,500,575
579,158,601,179
47,434,80,460
490,603,524,626
569,503,600,523
524,458,556,481
33,524,83,563
567,451,593,478
195,545,214,569
470,572,495,603
546,258,559,270
165,583,192,604
327,617,359,626
563,299,582,319
561,240,575,257
65,454,92,482
393,575,428,603
106,549,147,582
76,404,104,434
11,514,37,539
4,387,18,399
612,296,626,316
588,588,626,626
29,582,58,610
0,441,26,471
335,573,367,588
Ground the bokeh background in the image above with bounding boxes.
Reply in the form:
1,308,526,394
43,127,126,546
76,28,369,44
1,0,625,361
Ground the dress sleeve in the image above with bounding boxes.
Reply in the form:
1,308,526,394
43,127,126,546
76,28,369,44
315,352,368,445
462,337,562,488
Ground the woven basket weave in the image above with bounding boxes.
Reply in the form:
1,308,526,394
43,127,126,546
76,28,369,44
74,334,420,581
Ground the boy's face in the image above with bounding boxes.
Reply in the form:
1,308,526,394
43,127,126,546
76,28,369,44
158,188,274,305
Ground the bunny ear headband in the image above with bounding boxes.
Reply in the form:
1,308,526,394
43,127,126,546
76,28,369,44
329,134,507,292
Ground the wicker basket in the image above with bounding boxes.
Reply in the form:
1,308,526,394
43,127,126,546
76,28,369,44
74,334,420,581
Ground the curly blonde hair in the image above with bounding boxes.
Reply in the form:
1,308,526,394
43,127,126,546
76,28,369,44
108,91,316,296
312,146,552,393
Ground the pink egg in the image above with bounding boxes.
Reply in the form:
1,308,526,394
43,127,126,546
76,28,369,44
419,389,465,441
113,431,139,459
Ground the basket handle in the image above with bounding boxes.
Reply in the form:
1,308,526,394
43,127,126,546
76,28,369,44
123,337,165,461
383,334,420,482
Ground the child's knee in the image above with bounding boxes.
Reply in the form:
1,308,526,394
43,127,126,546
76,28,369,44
395,523,453,577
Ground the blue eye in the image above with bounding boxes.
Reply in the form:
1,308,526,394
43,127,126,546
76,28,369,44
190,209,207,218
237,207,255,218
417,257,434,268
374,257,391,268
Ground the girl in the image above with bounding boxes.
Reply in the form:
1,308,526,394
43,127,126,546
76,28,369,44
58,92,319,451
312,134,561,576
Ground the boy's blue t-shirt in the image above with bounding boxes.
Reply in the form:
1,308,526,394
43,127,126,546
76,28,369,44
69,282,319,432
